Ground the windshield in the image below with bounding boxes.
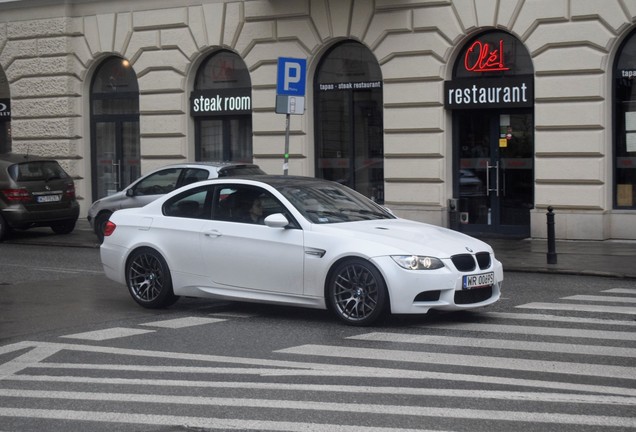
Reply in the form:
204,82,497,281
278,181,394,224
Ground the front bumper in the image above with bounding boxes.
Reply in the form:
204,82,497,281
372,254,503,315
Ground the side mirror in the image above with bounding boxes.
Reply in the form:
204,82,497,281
264,213,289,228
126,188,135,197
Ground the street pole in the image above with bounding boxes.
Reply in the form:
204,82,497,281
284,113,290,175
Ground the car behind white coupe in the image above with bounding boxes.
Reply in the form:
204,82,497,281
100,176,503,325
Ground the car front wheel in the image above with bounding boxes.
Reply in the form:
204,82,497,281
94,211,112,243
126,248,178,308
327,258,388,326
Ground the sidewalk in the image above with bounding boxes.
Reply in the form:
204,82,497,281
5,219,636,279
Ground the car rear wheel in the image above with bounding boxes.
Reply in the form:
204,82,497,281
94,211,112,243
51,219,76,234
126,248,178,308
327,258,388,326
0,214,10,241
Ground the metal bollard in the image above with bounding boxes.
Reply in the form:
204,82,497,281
546,206,557,264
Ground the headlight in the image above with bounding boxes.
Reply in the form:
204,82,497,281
391,255,444,270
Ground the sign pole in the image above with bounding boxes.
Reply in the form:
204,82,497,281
276,57,307,176
284,113,290,175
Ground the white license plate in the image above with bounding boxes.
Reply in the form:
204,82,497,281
462,272,494,289
36,194,61,203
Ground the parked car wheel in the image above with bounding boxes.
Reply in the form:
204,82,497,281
94,211,112,243
327,258,388,326
126,248,178,308
0,214,9,241
50,219,76,234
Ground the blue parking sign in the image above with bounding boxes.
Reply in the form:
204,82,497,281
277,57,306,96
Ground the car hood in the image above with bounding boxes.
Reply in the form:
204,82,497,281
89,190,127,212
314,218,493,258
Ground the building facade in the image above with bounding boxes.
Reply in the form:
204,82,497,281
1,0,635,240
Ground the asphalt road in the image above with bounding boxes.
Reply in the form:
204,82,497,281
1,242,635,432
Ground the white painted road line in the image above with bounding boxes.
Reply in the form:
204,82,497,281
140,316,226,328
60,327,154,341
419,322,636,341
7,374,636,406
0,403,633,428
563,295,636,303
277,345,636,380
603,288,636,295
0,408,438,432
481,312,636,326
517,302,636,315
348,332,636,357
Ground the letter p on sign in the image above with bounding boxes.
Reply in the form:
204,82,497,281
277,57,306,96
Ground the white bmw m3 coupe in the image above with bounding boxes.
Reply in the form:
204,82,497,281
100,176,503,325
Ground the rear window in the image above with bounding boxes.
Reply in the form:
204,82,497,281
8,161,69,182
218,165,266,177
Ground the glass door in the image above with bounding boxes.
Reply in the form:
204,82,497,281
455,109,533,237
93,120,140,199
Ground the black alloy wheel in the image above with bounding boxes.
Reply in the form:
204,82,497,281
126,248,178,308
327,258,388,326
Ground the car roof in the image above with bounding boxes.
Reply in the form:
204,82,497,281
203,174,342,189
153,161,260,170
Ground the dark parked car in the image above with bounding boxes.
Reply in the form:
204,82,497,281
87,162,265,242
0,153,79,241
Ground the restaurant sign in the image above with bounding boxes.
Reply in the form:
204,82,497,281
444,76,534,109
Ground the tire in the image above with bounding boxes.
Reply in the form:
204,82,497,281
0,214,9,241
51,219,76,234
326,258,388,326
126,248,179,308
94,212,112,243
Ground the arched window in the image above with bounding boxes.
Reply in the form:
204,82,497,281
90,57,140,200
192,50,252,162
614,31,636,209
314,41,384,203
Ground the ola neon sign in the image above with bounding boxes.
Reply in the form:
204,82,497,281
464,39,509,73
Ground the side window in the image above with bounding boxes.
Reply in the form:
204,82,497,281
213,185,287,225
134,168,181,196
163,185,211,219
180,168,209,186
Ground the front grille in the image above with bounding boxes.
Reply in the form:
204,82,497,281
451,254,476,271
476,252,491,270
455,286,493,305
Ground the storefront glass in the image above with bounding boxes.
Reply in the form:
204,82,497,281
192,50,252,162
614,31,636,209
0,68,10,153
314,41,384,203
90,57,140,200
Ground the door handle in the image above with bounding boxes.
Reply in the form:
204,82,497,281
486,161,499,197
204,229,222,238
112,161,121,189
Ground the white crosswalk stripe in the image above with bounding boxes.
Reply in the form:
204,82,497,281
1,289,635,431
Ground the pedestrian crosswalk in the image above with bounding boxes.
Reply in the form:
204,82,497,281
0,286,634,431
